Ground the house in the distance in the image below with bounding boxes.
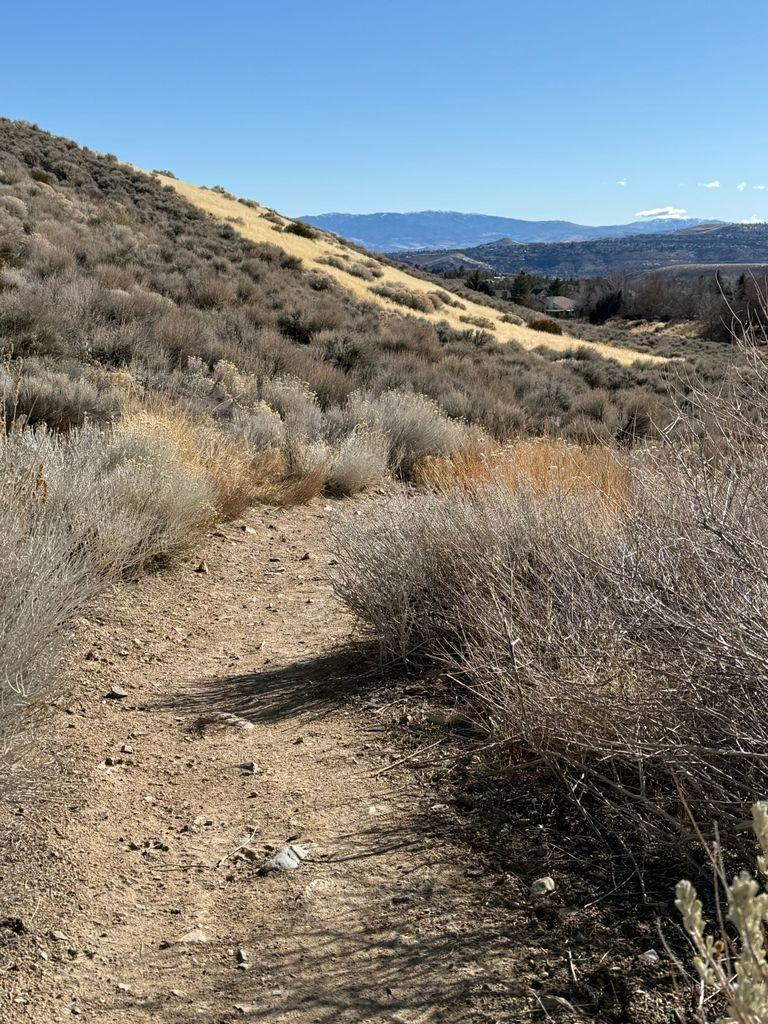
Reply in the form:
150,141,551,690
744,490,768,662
542,295,578,317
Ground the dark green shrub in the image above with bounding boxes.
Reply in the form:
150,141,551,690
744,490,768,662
284,220,316,239
529,318,563,335
30,169,56,184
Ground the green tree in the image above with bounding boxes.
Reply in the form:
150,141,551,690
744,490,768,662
508,271,532,304
465,269,494,296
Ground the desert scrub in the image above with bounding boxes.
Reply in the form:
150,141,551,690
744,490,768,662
432,290,464,309
283,220,316,239
326,390,465,475
459,314,495,330
317,255,377,281
1,361,122,430
529,317,563,335
326,427,389,496
0,419,217,773
370,284,437,313
333,370,768,853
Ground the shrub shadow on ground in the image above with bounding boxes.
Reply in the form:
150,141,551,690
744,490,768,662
151,647,699,1022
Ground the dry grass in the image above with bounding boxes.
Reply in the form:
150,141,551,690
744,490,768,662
156,174,665,366
411,437,631,507
119,400,269,520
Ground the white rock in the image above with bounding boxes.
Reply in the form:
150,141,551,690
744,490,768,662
531,876,556,896
176,926,210,944
262,843,311,872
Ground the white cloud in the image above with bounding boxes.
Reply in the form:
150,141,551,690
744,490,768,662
741,215,766,224
700,180,721,189
754,184,766,191
635,205,688,220
616,178,627,187
737,181,748,191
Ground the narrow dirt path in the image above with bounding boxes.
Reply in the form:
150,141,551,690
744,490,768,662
3,500,524,1023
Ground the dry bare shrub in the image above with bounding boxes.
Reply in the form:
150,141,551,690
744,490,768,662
327,390,465,475
1,362,122,430
334,343,768,852
326,427,388,496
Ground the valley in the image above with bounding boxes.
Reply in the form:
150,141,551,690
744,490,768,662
394,222,768,278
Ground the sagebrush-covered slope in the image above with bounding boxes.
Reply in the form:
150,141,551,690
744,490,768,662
160,175,663,366
0,117,673,444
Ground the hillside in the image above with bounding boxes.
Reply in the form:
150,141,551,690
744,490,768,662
397,222,768,278
1,120,764,1024
0,115,686,776
157,177,658,366
299,209,716,252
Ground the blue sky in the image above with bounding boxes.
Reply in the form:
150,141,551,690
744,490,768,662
3,0,767,224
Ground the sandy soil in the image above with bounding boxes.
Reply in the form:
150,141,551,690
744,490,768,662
0,500,692,1023
0,501,533,1023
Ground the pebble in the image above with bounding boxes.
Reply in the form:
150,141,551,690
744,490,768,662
531,876,556,897
176,926,210,944
639,948,660,964
262,842,311,872
195,561,209,574
540,994,576,1014
105,686,128,700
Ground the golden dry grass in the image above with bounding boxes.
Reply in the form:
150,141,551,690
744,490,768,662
119,399,284,518
412,438,631,507
154,175,665,368
119,396,333,511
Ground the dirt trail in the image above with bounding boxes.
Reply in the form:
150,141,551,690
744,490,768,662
3,500,526,1023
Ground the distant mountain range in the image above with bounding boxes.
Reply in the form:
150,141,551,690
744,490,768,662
299,210,719,252
393,223,768,279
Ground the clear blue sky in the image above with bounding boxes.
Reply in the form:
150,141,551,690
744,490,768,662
4,0,767,224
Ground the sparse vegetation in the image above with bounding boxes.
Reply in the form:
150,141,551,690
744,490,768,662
335,329,768,859
0,116,730,813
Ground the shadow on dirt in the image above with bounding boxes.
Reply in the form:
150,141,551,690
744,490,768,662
159,643,378,726
144,646,696,1023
